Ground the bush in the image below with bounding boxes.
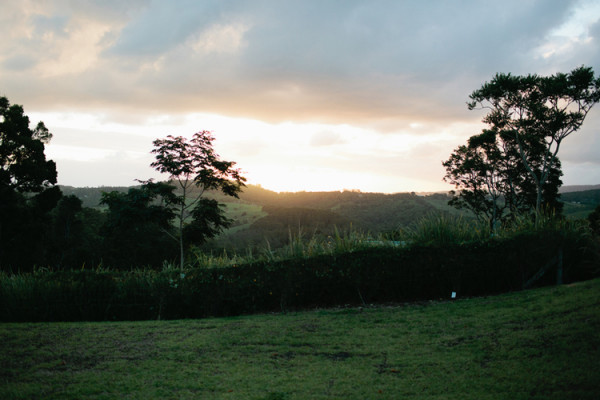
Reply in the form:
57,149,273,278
399,214,489,246
1,216,598,322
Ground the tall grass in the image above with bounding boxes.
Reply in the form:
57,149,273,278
182,213,594,269
501,213,592,240
186,226,397,269
399,213,490,246
398,212,594,247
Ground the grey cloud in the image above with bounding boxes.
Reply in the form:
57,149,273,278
33,15,69,38
106,0,224,57
0,0,587,127
2,54,37,71
560,114,600,164
127,0,573,123
239,1,571,80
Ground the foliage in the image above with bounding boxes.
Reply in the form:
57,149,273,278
0,96,62,270
148,130,246,269
0,96,57,193
399,213,490,246
588,204,600,236
467,66,600,218
190,226,383,268
443,128,563,230
48,195,91,268
100,183,178,269
2,215,597,322
207,191,441,253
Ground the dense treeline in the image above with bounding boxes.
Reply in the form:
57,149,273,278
2,180,598,272
4,180,596,272
59,186,130,208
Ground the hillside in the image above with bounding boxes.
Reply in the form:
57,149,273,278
560,184,600,193
560,189,600,220
59,184,600,251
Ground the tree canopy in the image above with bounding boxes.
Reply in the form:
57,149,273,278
467,66,600,217
148,130,246,269
444,66,599,228
0,96,62,269
0,96,57,193
100,183,178,268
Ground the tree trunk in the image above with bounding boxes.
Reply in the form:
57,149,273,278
179,203,185,270
535,184,543,225
178,181,187,270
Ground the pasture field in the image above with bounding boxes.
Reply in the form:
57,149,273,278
1,278,599,399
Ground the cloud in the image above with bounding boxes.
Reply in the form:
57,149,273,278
310,131,346,147
1,0,579,123
1,0,599,190
560,114,600,165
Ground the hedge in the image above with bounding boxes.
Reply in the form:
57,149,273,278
1,231,598,322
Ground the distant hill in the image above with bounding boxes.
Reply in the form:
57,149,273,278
560,185,600,193
59,186,131,208
59,183,600,252
561,189,600,204
560,189,600,220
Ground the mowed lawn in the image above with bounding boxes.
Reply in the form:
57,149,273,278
1,279,599,400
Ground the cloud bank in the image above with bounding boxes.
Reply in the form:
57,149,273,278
1,0,599,191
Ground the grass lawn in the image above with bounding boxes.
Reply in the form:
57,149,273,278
1,279,599,399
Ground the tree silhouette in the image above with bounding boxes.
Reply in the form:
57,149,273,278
443,128,563,230
149,130,246,269
100,183,178,269
0,96,60,269
467,66,600,220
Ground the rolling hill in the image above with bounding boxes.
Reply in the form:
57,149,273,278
59,184,600,252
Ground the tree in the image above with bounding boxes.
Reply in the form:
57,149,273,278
100,183,178,269
0,96,57,193
467,66,600,219
589,204,600,236
443,128,563,230
149,130,246,269
0,96,61,270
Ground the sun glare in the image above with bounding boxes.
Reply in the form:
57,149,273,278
29,109,457,192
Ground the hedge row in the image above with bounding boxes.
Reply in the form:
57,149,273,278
1,231,598,322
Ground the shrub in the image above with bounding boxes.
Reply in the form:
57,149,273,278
1,216,598,322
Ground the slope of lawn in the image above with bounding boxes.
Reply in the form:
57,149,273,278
1,278,599,400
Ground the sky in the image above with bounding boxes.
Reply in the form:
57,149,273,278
1,0,599,193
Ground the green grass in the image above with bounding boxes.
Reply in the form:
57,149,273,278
562,201,597,220
1,279,599,399
220,203,268,235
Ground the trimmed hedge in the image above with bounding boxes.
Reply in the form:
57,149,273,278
1,231,598,322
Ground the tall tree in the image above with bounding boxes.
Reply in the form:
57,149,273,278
467,66,600,219
0,96,60,270
0,96,57,193
443,127,563,230
443,130,509,230
149,130,246,269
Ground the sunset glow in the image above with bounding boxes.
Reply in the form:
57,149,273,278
2,1,599,192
